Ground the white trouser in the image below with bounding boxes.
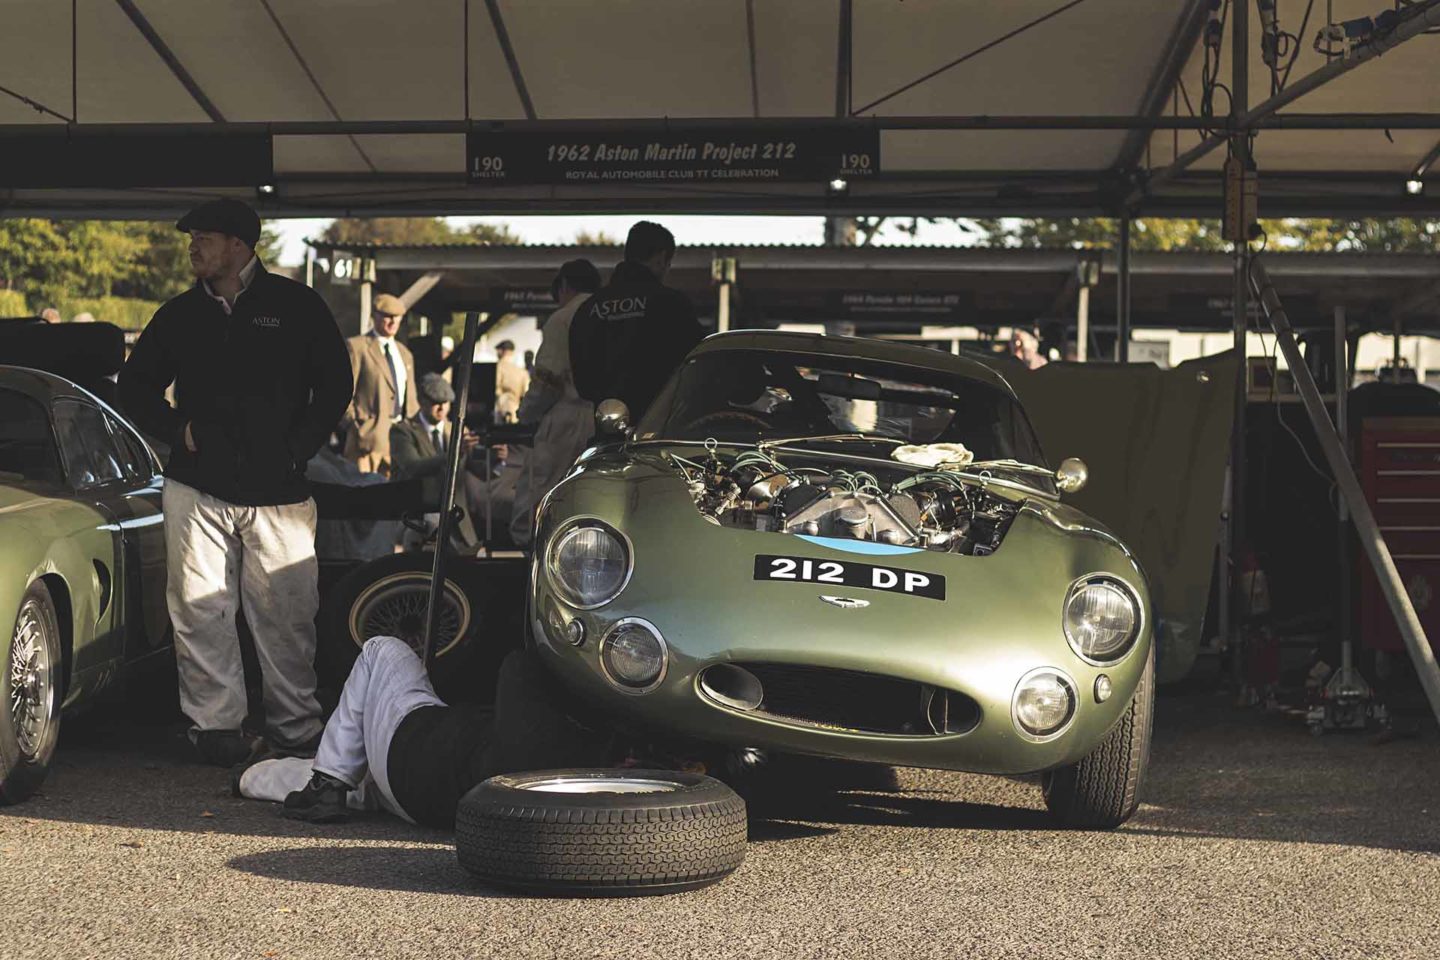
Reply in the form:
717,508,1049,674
311,635,445,822
163,480,323,746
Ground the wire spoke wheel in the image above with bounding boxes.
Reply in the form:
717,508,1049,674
349,572,471,659
9,596,56,760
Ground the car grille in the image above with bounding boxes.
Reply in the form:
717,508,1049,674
725,663,980,736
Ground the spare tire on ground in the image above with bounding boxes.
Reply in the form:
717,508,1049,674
455,769,748,896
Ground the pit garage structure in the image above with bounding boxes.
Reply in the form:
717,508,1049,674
4,0,1440,715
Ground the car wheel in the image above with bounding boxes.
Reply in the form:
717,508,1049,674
455,768,748,896
317,553,524,703
1041,646,1154,829
1,581,64,805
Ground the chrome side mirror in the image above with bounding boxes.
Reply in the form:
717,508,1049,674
595,399,631,437
1055,457,1088,494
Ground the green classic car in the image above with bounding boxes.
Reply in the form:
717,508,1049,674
0,367,170,804
529,331,1154,828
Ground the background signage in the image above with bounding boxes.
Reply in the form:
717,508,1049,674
468,124,879,185
0,132,273,187
835,291,966,320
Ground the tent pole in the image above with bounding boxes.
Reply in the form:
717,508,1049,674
1115,215,1131,361
1250,260,1440,722
1228,0,1250,690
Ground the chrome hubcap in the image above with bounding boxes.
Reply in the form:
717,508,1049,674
10,599,54,758
517,776,683,795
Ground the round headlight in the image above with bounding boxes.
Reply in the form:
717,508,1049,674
1013,669,1076,739
600,619,668,692
546,520,631,609
1063,577,1139,664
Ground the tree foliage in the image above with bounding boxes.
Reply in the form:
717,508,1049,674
321,217,518,246
0,218,287,309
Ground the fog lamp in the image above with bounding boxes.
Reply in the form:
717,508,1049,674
600,619,668,692
1013,669,1076,740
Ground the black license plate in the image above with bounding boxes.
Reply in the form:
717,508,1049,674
753,554,946,600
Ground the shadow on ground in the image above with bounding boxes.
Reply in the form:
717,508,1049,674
6,686,1438,857
225,845,511,897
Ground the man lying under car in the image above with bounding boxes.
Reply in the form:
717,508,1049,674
235,637,611,827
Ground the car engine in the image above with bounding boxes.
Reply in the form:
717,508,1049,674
667,447,1021,556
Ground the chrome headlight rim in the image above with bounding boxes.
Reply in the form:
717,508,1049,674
597,617,669,695
544,516,634,611
1062,574,1142,666
1011,667,1078,743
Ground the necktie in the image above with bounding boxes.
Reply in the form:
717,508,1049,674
432,425,443,454
382,341,401,418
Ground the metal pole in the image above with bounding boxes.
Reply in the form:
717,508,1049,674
1075,284,1090,362
1134,0,1440,202
1228,0,1249,688
717,280,731,334
304,245,314,288
1115,215,1131,361
1392,314,1403,381
1335,305,1353,677
1250,260,1440,722
421,310,481,670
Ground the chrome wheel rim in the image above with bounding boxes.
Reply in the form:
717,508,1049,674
517,776,683,795
350,573,470,658
10,597,55,759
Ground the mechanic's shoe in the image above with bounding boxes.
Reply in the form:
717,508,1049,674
194,730,260,768
282,772,351,823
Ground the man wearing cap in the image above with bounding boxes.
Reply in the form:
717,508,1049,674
510,258,602,546
341,294,419,476
119,198,352,767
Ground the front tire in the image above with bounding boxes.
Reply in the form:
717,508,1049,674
1,582,64,805
1042,647,1154,829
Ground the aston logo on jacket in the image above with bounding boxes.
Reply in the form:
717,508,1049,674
252,315,282,328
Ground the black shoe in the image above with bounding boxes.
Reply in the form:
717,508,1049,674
194,729,259,768
282,772,351,823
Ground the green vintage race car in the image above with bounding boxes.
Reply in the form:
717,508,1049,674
0,366,170,804
528,331,1154,828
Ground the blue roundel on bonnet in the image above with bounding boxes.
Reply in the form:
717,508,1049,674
795,535,923,557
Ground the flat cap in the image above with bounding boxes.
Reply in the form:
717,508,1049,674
418,372,454,405
373,293,406,317
176,198,261,249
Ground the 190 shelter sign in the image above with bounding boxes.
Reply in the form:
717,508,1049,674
467,124,879,185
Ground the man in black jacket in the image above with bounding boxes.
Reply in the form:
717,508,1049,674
569,221,703,419
119,198,353,766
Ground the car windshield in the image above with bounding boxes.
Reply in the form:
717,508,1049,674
637,348,1049,471
0,388,63,485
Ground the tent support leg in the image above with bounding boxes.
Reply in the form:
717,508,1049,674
1250,258,1440,724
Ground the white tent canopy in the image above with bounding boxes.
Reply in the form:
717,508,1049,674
1,0,1438,216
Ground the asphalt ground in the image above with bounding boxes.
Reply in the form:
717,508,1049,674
2,676,1437,960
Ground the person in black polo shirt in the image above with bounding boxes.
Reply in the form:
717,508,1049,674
119,198,352,767
568,221,703,419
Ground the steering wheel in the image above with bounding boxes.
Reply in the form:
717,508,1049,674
683,410,772,433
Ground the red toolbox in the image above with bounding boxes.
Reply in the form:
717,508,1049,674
1358,417,1440,655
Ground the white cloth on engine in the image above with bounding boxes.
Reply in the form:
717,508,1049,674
890,442,974,468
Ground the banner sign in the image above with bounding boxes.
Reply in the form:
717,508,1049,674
835,291,966,320
0,132,273,188
493,287,559,313
467,125,879,185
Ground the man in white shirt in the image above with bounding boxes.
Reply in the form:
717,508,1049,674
342,294,418,476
